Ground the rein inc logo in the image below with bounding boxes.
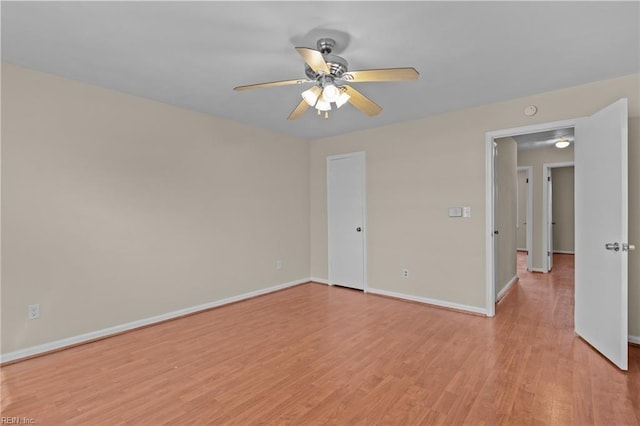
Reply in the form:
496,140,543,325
1,418,35,424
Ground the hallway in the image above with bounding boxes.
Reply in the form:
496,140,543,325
494,252,639,424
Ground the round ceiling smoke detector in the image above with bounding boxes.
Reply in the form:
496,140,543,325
524,105,537,116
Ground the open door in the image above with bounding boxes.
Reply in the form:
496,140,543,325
547,169,554,271
575,98,629,370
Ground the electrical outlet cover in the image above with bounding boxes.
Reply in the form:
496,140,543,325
28,304,40,320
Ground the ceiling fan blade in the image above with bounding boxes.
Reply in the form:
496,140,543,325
287,99,309,120
342,85,382,116
295,47,330,74
234,78,309,91
342,67,419,83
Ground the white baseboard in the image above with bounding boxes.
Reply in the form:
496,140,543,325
366,287,487,316
553,250,575,255
5,276,632,363
0,277,310,364
531,267,546,273
497,275,519,302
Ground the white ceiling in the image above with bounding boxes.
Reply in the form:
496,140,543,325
2,2,639,140
513,128,574,151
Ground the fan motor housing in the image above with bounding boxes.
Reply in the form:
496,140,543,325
305,53,349,80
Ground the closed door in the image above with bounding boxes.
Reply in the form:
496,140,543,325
575,98,629,370
327,152,365,290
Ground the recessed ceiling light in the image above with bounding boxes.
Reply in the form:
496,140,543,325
555,138,571,149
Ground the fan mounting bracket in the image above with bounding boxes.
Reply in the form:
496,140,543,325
304,38,349,81
317,38,336,54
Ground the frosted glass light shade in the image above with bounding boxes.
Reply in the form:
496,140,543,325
301,86,322,107
315,93,332,111
335,91,351,108
322,84,340,102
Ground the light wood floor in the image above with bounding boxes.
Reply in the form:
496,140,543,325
2,253,639,425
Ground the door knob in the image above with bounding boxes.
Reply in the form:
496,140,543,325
605,242,620,251
356,227,362,232
623,243,636,252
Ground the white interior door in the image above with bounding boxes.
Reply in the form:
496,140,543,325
492,142,498,296
547,169,554,271
575,98,629,370
327,152,365,290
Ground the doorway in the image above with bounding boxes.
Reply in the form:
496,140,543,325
485,118,578,315
485,98,630,371
491,132,574,302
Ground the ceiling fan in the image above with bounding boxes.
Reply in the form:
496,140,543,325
233,38,419,120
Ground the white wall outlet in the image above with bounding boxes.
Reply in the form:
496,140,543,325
462,207,471,218
402,269,409,279
276,259,283,270
28,304,40,320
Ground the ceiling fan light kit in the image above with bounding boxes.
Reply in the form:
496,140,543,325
302,86,322,106
321,84,340,102
234,37,419,120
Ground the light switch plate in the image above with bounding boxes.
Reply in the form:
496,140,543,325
448,207,462,217
462,207,471,218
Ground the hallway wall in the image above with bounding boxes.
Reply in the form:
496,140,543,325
517,146,574,270
552,166,575,253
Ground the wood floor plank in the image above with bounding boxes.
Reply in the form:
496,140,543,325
1,254,639,424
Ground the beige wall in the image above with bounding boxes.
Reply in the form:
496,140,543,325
551,167,575,253
494,137,518,296
517,170,528,250
1,64,310,354
3,64,639,356
309,73,639,338
517,146,575,270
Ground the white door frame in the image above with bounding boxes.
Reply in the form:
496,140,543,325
517,166,533,272
542,161,575,272
485,118,580,316
327,151,367,290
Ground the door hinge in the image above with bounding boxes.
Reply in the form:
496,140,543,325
547,176,551,182
548,251,551,256
526,178,529,183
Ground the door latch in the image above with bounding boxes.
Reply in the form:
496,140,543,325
605,242,620,251
623,243,636,252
